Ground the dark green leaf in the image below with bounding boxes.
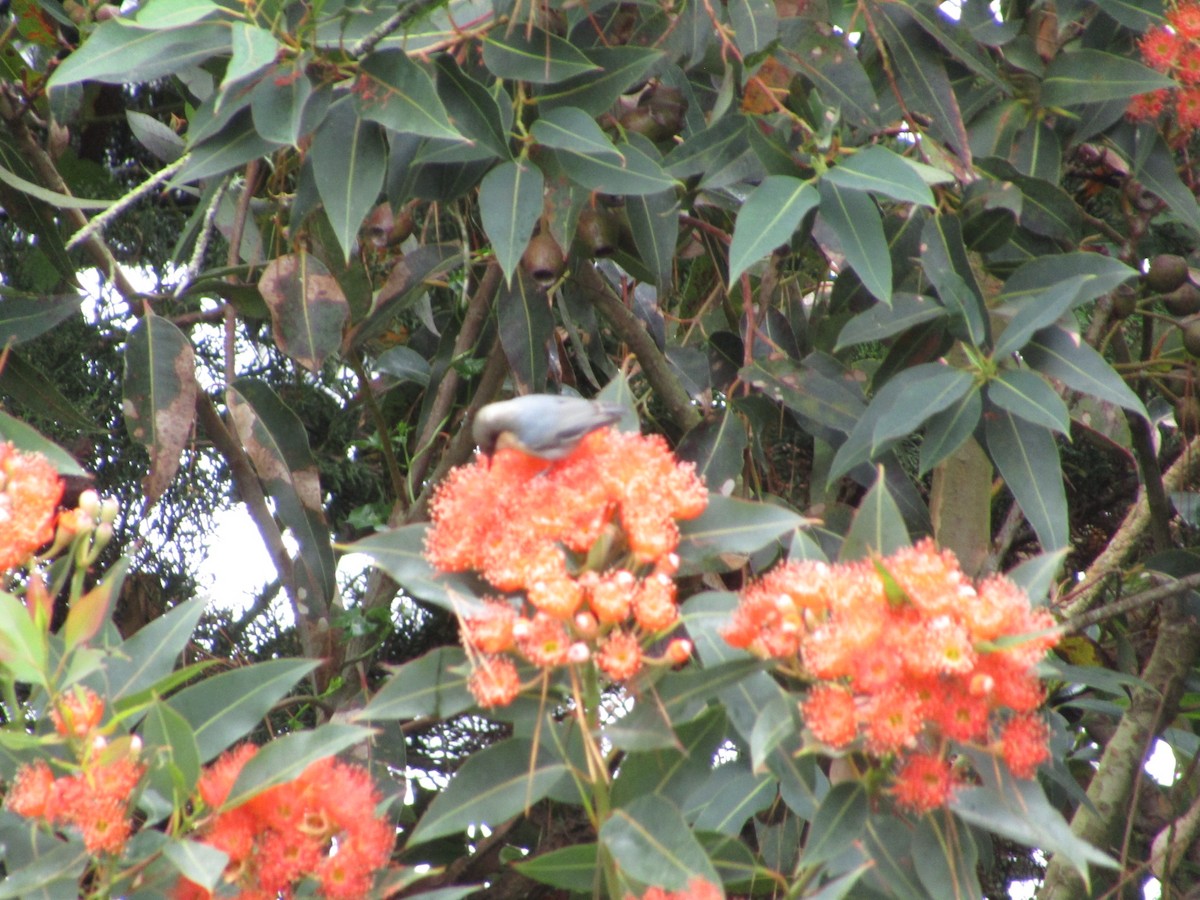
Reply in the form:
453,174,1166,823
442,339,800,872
47,21,230,88
174,110,282,184
434,55,511,158
988,369,1071,434
1042,49,1173,107
251,60,328,147
1133,130,1200,236
728,176,818,285
162,840,227,893
124,315,198,510
819,180,892,304
553,140,678,195
479,160,544,286
1000,252,1136,304
992,275,1090,357
514,843,599,892
804,782,869,866
872,365,974,450
168,658,320,762
0,352,101,434
538,46,664,115
226,723,375,807
689,768,775,836
625,189,680,287
142,700,201,806
483,28,599,83
663,115,750,180
0,589,47,684
985,410,1069,551
676,407,749,492
790,30,880,128
355,50,463,142
840,468,910,559
919,387,983,474
100,597,207,702
824,146,939,206
920,214,987,347
600,795,721,891
531,106,622,160
343,524,488,613
677,495,806,566
355,646,473,721
409,737,570,845
1022,325,1147,419
728,0,778,55
312,102,387,263
835,293,946,350
497,268,554,394
127,109,186,163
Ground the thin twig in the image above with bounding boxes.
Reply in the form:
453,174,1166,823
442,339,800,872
66,155,188,252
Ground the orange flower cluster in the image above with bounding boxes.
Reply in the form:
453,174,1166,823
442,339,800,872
626,878,723,900
426,427,707,707
722,539,1059,813
0,442,63,571
176,745,395,900
5,687,145,854
1128,2,1200,128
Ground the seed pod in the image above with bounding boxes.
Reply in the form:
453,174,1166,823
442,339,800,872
576,207,619,258
1147,254,1189,294
1110,283,1138,318
1164,282,1200,317
1184,319,1200,357
1176,396,1200,436
522,232,565,286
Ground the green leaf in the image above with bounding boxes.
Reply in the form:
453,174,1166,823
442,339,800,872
985,410,1069,551
600,795,721,891
355,646,474,721
727,176,818,285
992,275,1091,357
174,111,283,184
677,495,807,567
625,188,680,288
1022,325,1147,419
0,352,103,435
1000,252,1137,305
133,0,224,28
224,22,279,87
142,699,202,806
554,139,678,195
127,110,186,163
1042,49,1174,107
840,468,910,560
919,387,983,475
872,365,975,450
342,524,488,614
226,723,375,807
804,782,869,867
977,158,1082,241
483,28,599,84
163,840,228,893
874,3,970,159
835,293,946,351
167,658,320,762
1133,130,1200,236
123,315,198,510
375,345,432,387
409,737,570,845
1007,548,1069,605
311,102,387,263
611,709,729,808
676,406,749,492
790,30,880,128
0,589,47,685
47,21,230,88
988,369,1071,435
951,748,1119,886
63,558,128,652
497,268,554,394
0,841,88,899
689,767,776,836
346,244,463,350
0,296,82,348
728,0,778,55
479,160,544,286
538,46,664,115
531,107,622,161
514,843,599,892
227,378,336,604
819,179,892,304
101,596,207,702
663,115,750,180
434,55,511,159
0,162,112,210
823,146,937,207
355,50,463,142
920,213,987,347
250,60,326,147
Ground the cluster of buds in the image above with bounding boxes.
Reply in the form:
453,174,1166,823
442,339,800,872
176,745,395,899
424,427,707,707
1128,1,1200,128
5,686,145,854
722,539,1059,812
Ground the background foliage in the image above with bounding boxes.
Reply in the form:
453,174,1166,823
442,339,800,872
3,0,1200,895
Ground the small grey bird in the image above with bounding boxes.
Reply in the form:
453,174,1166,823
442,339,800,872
472,394,625,460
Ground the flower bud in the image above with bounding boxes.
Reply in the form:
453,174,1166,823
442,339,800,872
100,497,120,524
567,642,591,664
665,638,692,665
78,490,101,521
